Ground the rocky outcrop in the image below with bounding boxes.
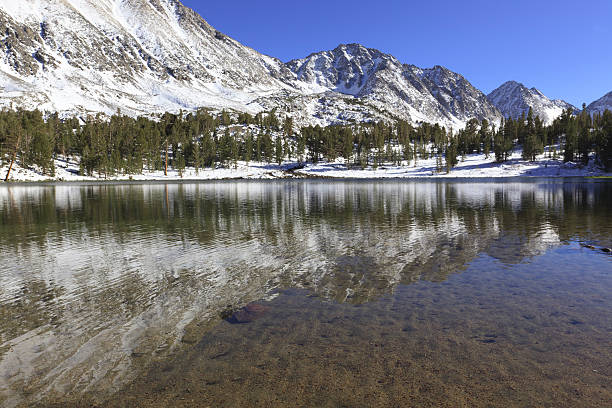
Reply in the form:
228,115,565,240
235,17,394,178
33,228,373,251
586,91,612,116
487,80,576,124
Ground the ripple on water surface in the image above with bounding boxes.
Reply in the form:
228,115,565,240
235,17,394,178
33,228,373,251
0,180,610,407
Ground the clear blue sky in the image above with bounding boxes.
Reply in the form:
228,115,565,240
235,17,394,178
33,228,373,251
182,0,611,107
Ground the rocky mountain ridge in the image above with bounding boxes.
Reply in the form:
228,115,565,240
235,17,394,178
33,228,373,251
287,44,502,127
586,91,612,116
0,0,605,128
0,0,305,116
486,81,576,125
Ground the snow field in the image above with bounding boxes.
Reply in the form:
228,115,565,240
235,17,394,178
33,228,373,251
2,147,609,182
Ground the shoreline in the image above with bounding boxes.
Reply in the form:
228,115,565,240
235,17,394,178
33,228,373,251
1,174,610,186
2,151,610,185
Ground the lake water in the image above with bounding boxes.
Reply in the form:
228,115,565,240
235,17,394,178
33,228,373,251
0,180,610,407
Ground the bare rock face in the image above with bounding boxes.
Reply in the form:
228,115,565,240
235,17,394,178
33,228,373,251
0,1,518,128
487,81,577,125
225,303,269,324
586,91,612,116
286,44,503,127
287,44,389,95
0,0,300,117
0,12,46,76
409,65,502,124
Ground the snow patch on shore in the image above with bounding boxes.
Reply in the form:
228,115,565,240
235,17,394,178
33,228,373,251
1,149,610,183
0,158,300,182
297,150,609,179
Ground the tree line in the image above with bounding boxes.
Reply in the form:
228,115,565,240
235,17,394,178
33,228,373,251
1,105,611,180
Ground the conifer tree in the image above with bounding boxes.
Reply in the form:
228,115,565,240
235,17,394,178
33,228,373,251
2,116,22,181
296,130,306,164
230,133,239,169
192,138,202,174
494,119,513,162
3,101,611,180
275,135,283,165
244,132,253,164
202,132,216,167
342,127,353,167
255,131,262,163
480,119,491,159
564,119,578,163
262,131,273,163
445,132,458,172
175,150,185,177
597,109,612,170
219,128,233,166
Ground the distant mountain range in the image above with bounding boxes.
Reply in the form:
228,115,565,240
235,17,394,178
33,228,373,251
0,0,609,127
486,81,577,124
586,91,612,116
286,44,502,127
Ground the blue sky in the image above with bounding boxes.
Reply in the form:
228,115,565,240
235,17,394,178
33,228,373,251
181,0,612,106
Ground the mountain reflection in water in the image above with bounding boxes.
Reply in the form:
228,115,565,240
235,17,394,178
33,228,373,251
0,180,610,407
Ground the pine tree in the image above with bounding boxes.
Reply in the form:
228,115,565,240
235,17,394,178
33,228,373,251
262,131,273,163
479,119,491,159
597,109,612,170
564,119,578,162
523,131,539,161
220,110,231,126
244,132,253,164
3,118,22,181
275,135,283,165
445,132,458,172
192,138,202,174
283,116,293,158
342,127,353,167
296,130,306,164
202,132,216,167
576,106,592,165
230,133,239,169
219,128,233,166
175,150,185,177
494,119,513,163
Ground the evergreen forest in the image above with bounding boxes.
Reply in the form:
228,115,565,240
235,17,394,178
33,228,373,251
1,106,611,180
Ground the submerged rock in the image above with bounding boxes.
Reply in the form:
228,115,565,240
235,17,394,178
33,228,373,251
225,303,269,324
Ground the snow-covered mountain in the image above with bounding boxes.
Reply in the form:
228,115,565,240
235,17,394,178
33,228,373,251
0,0,312,116
287,44,502,127
487,81,576,125
586,91,612,115
0,0,504,128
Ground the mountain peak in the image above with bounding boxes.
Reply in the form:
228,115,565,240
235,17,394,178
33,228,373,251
0,0,297,115
335,43,368,50
286,45,501,126
0,0,567,129
429,65,451,73
487,81,575,124
499,80,522,88
285,44,392,97
586,91,612,115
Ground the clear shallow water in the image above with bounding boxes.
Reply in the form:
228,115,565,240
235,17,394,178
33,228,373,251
0,180,610,407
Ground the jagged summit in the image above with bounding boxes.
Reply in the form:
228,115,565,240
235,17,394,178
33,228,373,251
586,91,612,115
286,43,390,96
487,81,576,124
0,0,501,129
1,0,598,129
0,0,300,116
287,43,502,126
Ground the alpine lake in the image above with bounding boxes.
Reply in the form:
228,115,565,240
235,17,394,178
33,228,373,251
0,179,610,407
